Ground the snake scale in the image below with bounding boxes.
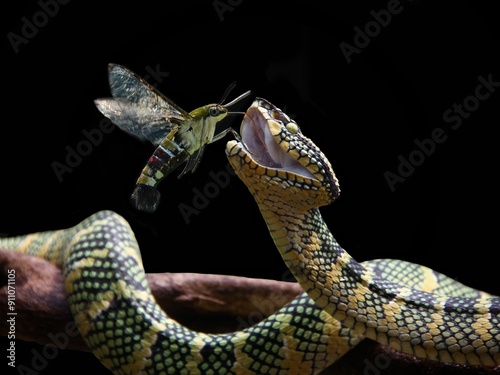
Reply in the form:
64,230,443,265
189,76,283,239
1,98,499,374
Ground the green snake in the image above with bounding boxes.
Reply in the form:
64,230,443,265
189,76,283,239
1,98,499,374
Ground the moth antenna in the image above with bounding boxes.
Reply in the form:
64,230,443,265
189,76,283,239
223,90,252,108
218,81,238,104
219,80,252,108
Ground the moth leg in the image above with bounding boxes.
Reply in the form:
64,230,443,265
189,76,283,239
211,127,241,143
177,147,204,179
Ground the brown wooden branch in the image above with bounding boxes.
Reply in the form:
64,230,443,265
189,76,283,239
0,249,497,375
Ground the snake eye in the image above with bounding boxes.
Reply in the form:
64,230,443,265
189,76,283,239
271,110,281,120
286,122,299,134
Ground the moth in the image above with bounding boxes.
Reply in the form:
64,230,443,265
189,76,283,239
95,63,251,213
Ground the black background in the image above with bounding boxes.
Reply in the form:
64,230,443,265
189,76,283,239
2,0,499,373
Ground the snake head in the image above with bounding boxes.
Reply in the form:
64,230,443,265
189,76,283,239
226,97,340,209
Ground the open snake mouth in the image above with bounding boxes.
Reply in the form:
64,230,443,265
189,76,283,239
235,99,316,180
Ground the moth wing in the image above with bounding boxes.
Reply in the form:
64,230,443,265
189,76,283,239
94,98,182,145
107,63,190,118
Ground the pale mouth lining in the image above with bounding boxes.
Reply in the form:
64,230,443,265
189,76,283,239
240,107,316,179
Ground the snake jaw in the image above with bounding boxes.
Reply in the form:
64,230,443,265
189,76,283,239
226,98,340,205
240,104,316,180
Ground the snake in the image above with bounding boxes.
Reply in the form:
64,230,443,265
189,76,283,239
1,98,499,374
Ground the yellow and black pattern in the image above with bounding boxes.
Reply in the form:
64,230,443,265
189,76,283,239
226,98,500,368
0,210,362,374
1,97,499,373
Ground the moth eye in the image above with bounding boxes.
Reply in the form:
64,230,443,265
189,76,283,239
286,122,299,134
209,107,220,117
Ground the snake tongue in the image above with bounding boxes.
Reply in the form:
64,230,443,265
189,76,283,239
241,105,315,179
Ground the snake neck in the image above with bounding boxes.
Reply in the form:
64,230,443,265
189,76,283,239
255,198,367,315
256,197,500,364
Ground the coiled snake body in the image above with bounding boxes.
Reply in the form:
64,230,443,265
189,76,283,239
1,98,499,373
